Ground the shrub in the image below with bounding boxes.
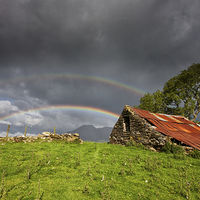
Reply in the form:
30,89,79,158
189,148,200,159
171,143,185,154
162,142,185,159
136,143,145,150
161,141,171,153
125,140,135,147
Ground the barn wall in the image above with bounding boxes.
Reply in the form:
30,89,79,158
109,105,166,148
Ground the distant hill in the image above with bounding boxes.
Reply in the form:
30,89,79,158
69,125,112,142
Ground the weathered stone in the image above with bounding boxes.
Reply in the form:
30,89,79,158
72,133,79,137
149,147,157,152
33,136,38,140
18,136,25,140
42,132,51,136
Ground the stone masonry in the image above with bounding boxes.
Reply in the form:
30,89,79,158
0,132,83,144
109,105,166,149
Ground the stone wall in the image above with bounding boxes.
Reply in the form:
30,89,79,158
0,132,83,144
109,105,166,149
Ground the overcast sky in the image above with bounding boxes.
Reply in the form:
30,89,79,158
0,0,200,137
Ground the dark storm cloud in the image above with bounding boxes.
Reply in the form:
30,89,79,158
1,0,199,73
1,2,198,79
0,0,200,135
0,0,104,67
102,0,200,68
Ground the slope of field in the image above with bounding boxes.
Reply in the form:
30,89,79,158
0,139,200,199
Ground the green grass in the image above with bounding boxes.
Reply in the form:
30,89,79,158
0,139,200,199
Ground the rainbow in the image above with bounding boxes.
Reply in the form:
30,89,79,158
0,73,146,96
0,105,120,122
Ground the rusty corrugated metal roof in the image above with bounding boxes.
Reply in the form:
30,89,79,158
131,107,200,150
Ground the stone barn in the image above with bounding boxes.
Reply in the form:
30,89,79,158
109,105,200,150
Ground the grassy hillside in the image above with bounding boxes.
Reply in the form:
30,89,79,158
0,139,200,199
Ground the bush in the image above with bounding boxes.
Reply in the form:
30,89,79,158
136,143,146,150
125,140,135,147
162,142,185,159
161,141,171,153
189,148,200,159
171,143,185,154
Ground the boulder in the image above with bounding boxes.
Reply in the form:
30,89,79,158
72,133,79,137
42,132,51,136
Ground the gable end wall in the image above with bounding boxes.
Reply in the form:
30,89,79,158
109,105,166,148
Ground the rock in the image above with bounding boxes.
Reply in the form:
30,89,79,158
33,136,38,140
42,132,51,136
18,136,25,140
149,147,157,152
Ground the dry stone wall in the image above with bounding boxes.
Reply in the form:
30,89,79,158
109,105,166,149
0,132,83,144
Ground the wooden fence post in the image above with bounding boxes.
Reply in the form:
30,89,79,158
24,126,27,137
6,125,10,138
54,127,56,135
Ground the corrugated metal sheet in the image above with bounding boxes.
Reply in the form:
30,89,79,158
131,107,200,150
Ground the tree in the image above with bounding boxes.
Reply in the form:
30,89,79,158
136,63,200,121
137,90,165,113
163,63,200,121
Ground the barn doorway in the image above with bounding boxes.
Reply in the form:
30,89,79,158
123,116,130,132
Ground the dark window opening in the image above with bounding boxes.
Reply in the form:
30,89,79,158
171,138,187,146
123,117,130,131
